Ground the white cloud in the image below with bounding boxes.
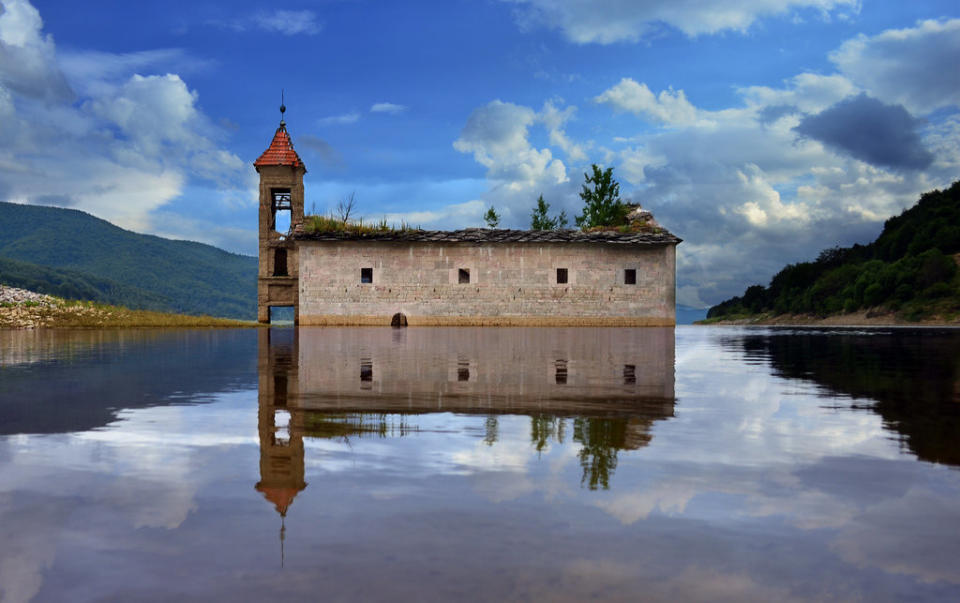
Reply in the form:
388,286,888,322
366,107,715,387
74,165,185,232
618,145,666,184
833,487,960,584
318,111,361,126
455,100,537,163
0,0,72,101
831,18,960,114
381,200,488,229
0,0,41,47
0,500,60,603
58,48,211,97
88,74,202,154
595,78,699,126
220,9,322,36
738,72,858,115
503,0,860,44
370,102,407,114
597,481,698,524
733,165,811,228
453,99,567,191
450,28,957,280
449,98,588,229
595,63,957,305
539,99,587,161
255,9,321,35
148,203,259,254
0,0,247,236
676,284,709,309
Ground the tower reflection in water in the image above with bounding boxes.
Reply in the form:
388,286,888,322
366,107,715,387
255,326,677,523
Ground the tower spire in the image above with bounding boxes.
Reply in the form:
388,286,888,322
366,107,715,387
280,89,286,127
280,515,286,568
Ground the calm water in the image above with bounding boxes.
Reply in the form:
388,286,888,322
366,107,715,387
1,326,959,602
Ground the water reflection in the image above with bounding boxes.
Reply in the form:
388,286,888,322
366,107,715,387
0,329,256,434
2,327,960,600
720,328,960,466
256,327,676,505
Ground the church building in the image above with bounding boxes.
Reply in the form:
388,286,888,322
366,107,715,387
254,115,680,326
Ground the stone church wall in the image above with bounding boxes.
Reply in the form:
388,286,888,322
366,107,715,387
297,240,676,326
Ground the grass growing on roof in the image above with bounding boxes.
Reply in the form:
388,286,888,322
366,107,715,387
302,214,419,235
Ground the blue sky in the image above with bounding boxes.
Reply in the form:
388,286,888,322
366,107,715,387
1,0,959,307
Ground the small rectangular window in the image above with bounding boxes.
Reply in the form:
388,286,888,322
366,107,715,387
274,375,288,407
556,268,568,284
360,358,373,390
555,359,568,385
624,269,637,285
459,268,470,284
360,267,373,283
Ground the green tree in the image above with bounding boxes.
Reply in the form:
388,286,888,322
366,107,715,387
573,417,628,490
575,164,628,229
530,195,568,230
484,415,499,446
483,206,500,228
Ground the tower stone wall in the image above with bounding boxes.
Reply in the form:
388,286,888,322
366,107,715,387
255,124,306,323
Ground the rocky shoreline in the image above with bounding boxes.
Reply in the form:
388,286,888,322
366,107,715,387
0,285,57,306
0,285,254,329
1,285,110,329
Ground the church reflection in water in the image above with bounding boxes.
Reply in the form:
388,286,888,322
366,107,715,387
255,327,676,519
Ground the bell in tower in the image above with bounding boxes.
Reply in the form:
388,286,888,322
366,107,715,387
254,99,306,324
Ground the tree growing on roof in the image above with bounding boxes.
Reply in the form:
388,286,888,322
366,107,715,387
575,165,628,229
483,206,500,228
530,195,568,230
336,192,356,222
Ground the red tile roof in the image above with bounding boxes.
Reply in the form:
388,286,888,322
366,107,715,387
254,124,306,170
256,485,304,516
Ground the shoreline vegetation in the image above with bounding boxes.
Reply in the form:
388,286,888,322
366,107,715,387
700,182,960,327
1,286,256,329
697,310,959,327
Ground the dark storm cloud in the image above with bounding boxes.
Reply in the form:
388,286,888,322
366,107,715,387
794,94,933,170
0,8,74,104
298,134,344,168
757,104,797,125
830,19,960,114
0,51,74,102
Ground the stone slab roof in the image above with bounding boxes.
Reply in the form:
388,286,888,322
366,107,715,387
295,226,681,245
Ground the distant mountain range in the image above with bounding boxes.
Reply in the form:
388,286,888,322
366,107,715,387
0,202,256,319
707,181,960,322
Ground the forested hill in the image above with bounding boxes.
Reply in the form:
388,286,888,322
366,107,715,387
707,181,960,322
0,202,257,319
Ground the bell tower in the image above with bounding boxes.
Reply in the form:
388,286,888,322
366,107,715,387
254,101,306,323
